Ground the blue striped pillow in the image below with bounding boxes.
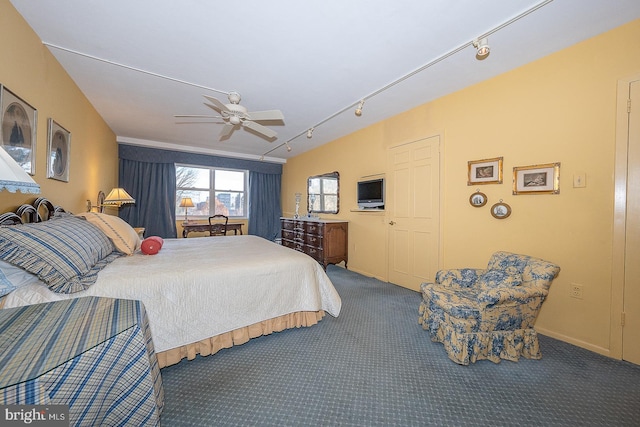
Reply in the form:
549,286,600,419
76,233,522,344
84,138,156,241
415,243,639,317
0,214,121,293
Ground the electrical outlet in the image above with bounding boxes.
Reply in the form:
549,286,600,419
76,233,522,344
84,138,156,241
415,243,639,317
570,283,584,299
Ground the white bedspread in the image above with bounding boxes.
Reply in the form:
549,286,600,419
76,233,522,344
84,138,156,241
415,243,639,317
2,235,342,353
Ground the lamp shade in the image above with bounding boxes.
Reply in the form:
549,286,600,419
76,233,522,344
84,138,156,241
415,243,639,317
0,146,40,194
179,197,195,208
103,187,135,207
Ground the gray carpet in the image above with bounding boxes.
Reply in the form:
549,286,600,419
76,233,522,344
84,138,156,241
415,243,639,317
159,266,640,426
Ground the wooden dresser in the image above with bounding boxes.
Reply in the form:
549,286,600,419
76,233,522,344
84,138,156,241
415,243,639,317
281,217,348,269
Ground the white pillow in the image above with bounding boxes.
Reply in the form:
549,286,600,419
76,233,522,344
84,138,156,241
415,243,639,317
76,212,141,255
0,260,42,290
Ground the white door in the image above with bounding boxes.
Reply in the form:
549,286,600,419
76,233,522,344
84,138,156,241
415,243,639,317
623,79,640,364
387,136,440,292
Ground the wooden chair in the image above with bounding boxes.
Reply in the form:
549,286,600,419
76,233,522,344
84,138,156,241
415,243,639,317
208,214,228,236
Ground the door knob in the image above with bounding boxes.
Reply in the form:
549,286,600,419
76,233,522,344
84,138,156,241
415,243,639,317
389,221,396,225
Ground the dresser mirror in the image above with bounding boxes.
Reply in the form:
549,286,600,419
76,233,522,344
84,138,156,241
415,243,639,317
308,171,339,214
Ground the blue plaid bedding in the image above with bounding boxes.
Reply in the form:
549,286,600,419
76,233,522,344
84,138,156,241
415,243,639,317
0,297,163,426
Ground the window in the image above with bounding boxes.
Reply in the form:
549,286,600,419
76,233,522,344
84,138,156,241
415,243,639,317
176,165,248,219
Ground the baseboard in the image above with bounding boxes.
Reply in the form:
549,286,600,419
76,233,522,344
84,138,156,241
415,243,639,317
536,327,615,359
343,266,387,283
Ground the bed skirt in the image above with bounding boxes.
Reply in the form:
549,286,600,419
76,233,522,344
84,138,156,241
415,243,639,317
156,310,326,368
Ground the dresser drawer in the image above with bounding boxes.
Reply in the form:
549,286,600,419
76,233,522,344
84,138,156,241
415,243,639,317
305,222,324,235
305,234,322,246
281,229,295,240
282,219,295,230
305,245,324,262
281,239,295,249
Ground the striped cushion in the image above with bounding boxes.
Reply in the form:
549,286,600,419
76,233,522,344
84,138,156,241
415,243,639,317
0,214,121,294
77,212,141,255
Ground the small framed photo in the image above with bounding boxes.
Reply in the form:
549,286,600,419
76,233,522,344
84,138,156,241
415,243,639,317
468,157,503,185
469,190,487,207
513,162,560,195
491,200,512,219
0,85,38,175
47,118,71,182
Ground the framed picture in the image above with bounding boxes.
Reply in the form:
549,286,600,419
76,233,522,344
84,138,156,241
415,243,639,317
47,118,71,182
469,190,487,207
491,200,511,219
0,85,37,175
467,157,503,185
513,162,560,195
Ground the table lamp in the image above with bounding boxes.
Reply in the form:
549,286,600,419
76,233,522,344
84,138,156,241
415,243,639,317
102,187,136,207
179,197,195,222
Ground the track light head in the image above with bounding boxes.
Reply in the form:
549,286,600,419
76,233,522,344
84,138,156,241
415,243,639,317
307,128,314,138
473,37,490,59
355,100,365,117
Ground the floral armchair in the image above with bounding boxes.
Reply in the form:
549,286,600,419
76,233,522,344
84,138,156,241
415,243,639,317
418,251,560,365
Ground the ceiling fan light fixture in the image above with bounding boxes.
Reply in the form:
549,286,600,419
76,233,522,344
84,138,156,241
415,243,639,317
227,91,241,104
229,115,241,125
473,37,490,59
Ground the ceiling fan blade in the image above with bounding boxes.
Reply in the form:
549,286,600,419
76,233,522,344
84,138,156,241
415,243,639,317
219,123,235,139
204,103,224,112
174,114,221,118
247,109,284,122
242,120,278,139
203,95,230,113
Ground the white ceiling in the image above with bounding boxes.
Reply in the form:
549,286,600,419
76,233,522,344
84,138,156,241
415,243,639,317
9,0,640,163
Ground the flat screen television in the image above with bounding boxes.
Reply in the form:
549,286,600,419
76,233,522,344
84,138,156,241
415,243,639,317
357,178,384,209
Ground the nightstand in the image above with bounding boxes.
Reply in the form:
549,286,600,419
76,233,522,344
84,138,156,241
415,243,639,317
134,227,145,239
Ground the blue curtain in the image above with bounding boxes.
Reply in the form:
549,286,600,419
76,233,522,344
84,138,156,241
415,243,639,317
248,171,282,241
118,158,178,238
118,144,283,239
119,144,282,174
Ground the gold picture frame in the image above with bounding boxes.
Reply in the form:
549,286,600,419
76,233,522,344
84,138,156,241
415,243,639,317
467,157,503,185
513,162,560,195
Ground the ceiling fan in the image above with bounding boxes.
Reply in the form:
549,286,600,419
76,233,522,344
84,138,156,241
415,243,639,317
175,92,284,141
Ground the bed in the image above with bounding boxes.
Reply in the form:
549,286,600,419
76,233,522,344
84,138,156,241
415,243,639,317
0,198,342,368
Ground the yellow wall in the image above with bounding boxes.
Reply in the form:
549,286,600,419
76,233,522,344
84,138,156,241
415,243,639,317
283,19,640,357
0,0,117,213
